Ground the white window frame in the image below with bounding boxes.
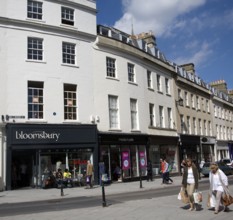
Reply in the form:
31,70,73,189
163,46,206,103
28,81,44,119
187,116,191,134
109,95,119,129
198,118,202,135
147,70,152,89
193,117,197,135
165,78,170,94
204,120,207,136
130,99,138,130
196,96,200,110
62,42,76,65
159,106,164,128
128,63,135,83
209,121,212,136
157,74,162,92
27,37,43,61
106,57,116,78
149,103,155,126
185,92,189,106
61,6,74,26
191,94,195,109
180,115,185,134
216,125,219,139
167,108,172,129
27,0,43,20
64,84,77,120
206,100,210,113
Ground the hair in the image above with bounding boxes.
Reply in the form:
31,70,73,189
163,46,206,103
210,163,218,170
186,158,192,163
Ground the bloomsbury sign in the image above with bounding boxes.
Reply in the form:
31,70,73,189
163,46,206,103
16,131,60,142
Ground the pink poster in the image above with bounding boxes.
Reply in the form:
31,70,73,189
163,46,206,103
122,151,130,170
139,151,146,168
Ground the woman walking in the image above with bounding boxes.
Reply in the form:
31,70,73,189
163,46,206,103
181,158,199,211
208,163,229,214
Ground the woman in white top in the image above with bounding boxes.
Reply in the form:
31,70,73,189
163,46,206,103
182,158,199,211
209,163,228,214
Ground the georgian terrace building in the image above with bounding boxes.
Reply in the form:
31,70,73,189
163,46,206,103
210,80,233,161
93,25,180,181
174,65,233,164
175,64,215,165
0,0,98,190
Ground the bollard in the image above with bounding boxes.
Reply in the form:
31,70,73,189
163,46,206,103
139,171,143,188
61,183,64,196
101,181,107,207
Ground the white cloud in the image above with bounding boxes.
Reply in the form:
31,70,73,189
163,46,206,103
174,42,213,66
114,0,207,36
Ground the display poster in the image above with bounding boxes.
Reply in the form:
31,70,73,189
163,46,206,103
122,151,130,170
139,151,146,168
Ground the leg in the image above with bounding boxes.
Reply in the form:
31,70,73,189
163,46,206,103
89,175,93,188
214,190,223,214
186,183,195,210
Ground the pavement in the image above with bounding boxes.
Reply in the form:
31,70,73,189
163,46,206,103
0,175,233,220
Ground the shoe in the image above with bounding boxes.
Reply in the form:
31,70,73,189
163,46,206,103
223,206,229,212
214,211,218,214
188,208,194,211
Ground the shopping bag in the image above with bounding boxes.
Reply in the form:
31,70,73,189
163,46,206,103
178,192,182,200
180,188,189,204
193,191,202,204
86,176,90,183
207,193,216,208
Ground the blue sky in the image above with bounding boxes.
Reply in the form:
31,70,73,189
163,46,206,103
96,0,233,90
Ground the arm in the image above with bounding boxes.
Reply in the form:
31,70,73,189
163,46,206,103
219,170,228,186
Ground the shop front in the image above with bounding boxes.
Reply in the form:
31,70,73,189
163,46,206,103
148,136,179,175
180,134,201,167
99,133,148,182
6,123,98,190
200,137,216,162
216,140,230,161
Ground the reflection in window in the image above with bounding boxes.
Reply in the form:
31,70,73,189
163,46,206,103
28,81,44,119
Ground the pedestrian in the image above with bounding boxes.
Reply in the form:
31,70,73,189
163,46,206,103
20,161,27,187
86,160,94,188
180,159,186,175
146,160,153,181
164,159,173,183
181,158,199,211
160,158,167,184
208,162,229,214
99,161,105,185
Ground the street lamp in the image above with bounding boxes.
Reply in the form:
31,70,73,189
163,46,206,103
176,98,184,106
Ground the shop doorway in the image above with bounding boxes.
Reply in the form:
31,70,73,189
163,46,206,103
11,150,35,189
110,146,121,181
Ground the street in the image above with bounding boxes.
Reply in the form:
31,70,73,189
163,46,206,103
0,176,232,220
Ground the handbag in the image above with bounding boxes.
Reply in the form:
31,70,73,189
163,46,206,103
218,171,233,206
193,191,202,204
222,194,233,206
86,176,90,183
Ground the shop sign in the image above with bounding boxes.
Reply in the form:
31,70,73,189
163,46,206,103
122,151,130,170
16,130,60,142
